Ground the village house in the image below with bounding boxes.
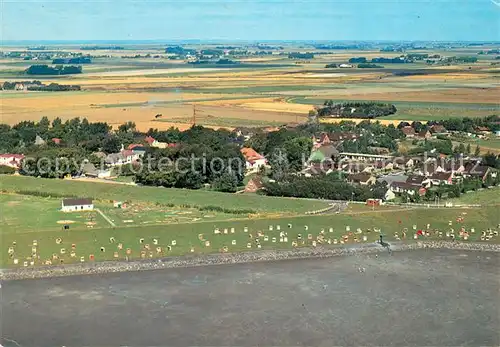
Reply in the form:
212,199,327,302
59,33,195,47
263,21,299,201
406,175,431,188
240,147,267,171
401,126,416,138
377,174,408,187
308,144,339,163
339,152,394,162
463,164,494,182
347,172,376,185
475,126,491,135
34,135,46,146
0,154,25,168
14,83,28,91
442,161,465,174
313,132,359,147
302,160,337,177
80,162,111,179
390,182,426,196
61,198,94,212
340,161,374,174
105,150,141,166
127,144,147,151
393,156,423,170
373,160,394,171
244,176,264,193
51,138,62,145
417,129,432,139
430,124,447,134
384,189,396,201
145,136,170,149
414,162,441,176
428,172,454,185
233,127,255,141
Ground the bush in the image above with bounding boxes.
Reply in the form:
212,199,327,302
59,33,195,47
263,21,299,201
357,63,384,68
0,165,15,174
348,57,367,63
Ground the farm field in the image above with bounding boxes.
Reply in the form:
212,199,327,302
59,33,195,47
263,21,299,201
2,191,499,267
1,46,498,129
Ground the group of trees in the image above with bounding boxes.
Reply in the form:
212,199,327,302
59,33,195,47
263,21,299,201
165,46,196,56
348,56,408,64
264,173,388,201
2,80,80,92
441,56,478,64
371,57,407,64
2,117,247,192
288,52,314,59
27,83,81,92
317,101,397,119
1,117,115,154
25,65,82,75
52,57,91,64
2,80,42,89
357,63,384,68
438,115,499,133
134,126,245,191
80,46,124,50
244,128,313,172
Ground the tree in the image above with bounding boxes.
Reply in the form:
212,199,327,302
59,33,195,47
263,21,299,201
102,136,121,153
212,170,239,192
465,143,471,155
283,136,312,171
474,145,481,156
118,121,136,133
308,110,317,123
268,148,290,181
483,152,500,169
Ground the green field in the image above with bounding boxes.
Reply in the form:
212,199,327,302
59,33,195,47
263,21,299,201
449,186,500,205
0,194,237,233
2,191,499,267
0,175,329,214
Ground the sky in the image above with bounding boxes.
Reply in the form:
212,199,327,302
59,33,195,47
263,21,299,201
2,0,500,42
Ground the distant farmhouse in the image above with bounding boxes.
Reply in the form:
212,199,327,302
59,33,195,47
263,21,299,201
61,198,94,212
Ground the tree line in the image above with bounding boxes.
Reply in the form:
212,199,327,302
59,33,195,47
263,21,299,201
2,81,80,91
25,65,82,75
316,101,397,119
263,173,388,202
52,57,91,64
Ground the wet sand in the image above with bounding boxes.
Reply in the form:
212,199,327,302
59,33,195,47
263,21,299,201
1,249,499,346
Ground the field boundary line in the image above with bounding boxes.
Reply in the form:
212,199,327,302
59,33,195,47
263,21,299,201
95,208,116,227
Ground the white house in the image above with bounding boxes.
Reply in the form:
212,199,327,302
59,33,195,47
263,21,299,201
105,150,141,166
61,198,94,212
241,147,267,171
0,154,25,168
384,189,396,201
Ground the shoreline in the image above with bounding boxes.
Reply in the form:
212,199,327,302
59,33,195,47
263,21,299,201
1,241,499,281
